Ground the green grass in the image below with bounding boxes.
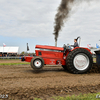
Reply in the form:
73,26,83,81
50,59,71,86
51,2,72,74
0,62,30,65
34,92,100,100
53,93,100,100
34,98,42,100
0,92,100,100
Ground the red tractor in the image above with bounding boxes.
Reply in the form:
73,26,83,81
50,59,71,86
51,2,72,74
21,43,93,74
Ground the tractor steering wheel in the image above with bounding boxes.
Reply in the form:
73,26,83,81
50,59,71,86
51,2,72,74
63,44,71,53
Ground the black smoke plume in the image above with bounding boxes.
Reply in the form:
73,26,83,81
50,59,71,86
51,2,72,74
53,0,75,46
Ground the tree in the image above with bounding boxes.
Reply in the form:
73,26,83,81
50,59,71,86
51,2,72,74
21,51,25,55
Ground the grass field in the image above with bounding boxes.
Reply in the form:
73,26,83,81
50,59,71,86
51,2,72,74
0,62,30,65
0,59,30,65
0,59,20,60
34,92,100,100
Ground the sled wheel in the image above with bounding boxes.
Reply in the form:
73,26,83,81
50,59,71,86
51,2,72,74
66,48,93,74
31,57,44,70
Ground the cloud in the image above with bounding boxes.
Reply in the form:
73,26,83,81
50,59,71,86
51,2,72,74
0,0,61,38
0,0,100,48
57,0,100,47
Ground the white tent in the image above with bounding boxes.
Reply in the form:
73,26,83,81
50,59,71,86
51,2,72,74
0,47,19,54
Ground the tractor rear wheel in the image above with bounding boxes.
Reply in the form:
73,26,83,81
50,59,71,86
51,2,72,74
31,56,44,70
66,48,93,74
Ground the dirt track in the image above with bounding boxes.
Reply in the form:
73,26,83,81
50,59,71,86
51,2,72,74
0,64,100,100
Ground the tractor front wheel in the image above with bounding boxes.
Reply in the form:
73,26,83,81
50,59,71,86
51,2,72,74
66,48,93,74
31,57,44,70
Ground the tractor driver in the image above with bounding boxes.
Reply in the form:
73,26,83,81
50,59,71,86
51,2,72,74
71,39,79,48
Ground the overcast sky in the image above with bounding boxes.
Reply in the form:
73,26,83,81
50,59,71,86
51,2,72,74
0,0,100,53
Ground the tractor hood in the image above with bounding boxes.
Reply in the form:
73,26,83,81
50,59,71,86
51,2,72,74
35,45,64,51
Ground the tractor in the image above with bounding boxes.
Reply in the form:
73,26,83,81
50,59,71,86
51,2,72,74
21,38,93,74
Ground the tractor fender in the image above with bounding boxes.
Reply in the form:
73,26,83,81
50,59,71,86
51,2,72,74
71,47,92,54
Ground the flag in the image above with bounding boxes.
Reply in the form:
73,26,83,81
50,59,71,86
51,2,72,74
87,44,91,48
27,43,29,51
96,44,99,48
3,43,6,47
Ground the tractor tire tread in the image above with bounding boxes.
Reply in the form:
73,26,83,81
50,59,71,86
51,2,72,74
66,48,93,74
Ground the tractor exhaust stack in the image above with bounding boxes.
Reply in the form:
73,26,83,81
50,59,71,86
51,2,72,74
55,41,57,47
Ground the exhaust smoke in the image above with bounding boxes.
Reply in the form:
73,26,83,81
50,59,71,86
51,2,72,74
53,0,75,46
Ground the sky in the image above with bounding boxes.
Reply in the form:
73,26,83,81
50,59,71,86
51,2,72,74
0,0,100,53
